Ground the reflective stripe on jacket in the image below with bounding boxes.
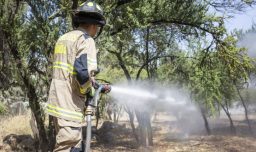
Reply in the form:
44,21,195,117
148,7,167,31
46,104,83,122
47,27,98,123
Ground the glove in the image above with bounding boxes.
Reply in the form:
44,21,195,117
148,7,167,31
101,84,111,93
90,77,99,89
90,77,111,93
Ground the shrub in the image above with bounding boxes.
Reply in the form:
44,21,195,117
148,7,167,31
0,102,8,115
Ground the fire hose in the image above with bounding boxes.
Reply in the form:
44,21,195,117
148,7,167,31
82,83,111,152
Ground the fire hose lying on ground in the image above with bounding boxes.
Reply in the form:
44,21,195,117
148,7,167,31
82,82,111,152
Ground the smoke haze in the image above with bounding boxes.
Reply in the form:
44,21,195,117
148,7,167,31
238,32,256,58
237,32,256,88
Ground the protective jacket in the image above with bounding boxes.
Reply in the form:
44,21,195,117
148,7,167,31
46,27,97,124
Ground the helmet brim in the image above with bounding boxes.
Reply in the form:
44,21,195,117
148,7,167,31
74,12,106,26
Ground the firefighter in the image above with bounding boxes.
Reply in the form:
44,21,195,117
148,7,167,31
46,0,110,151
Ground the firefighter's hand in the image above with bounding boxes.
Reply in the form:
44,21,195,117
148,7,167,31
101,84,111,93
90,77,99,89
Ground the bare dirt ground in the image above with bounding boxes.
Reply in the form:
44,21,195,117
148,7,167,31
91,112,256,152
1,113,256,152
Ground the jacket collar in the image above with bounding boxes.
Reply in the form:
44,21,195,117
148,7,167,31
77,27,90,36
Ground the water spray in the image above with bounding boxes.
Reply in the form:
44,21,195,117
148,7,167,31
109,83,203,138
110,85,188,107
111,86,158,99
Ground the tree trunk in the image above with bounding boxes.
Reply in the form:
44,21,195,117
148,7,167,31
235,85,253,133
8,41,49,151
0,28,11,88
219,102,236,134
71,0,78,9
115,106,122,123
30,112,39,150
96,106,100,128
23,75,48,151
135,110,153,146
48,116,56,152
125,107,139,142
116,53,132,81
71,0,79,28
145,27,150,79
113,110,117,123
200,107,211,135
147,115,153,146
0,27,3,66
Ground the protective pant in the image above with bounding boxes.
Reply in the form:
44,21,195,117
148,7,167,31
53,118,82,152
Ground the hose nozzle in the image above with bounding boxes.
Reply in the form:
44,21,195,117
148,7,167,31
92,81,111,93
101,84,111,93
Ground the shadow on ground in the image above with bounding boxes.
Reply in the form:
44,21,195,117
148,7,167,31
1,134,35,152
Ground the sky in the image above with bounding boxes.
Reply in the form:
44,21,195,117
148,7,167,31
227,6,256,89
223,6,256,59
225,6,256,32
225,6,256,59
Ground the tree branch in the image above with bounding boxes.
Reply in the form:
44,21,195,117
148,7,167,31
136,55,176,80
151,19,219,40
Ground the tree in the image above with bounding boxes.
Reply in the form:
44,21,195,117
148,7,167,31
0,0,74,150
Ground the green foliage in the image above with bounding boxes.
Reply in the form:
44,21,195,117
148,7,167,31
94,0,256,116
0,102,7,115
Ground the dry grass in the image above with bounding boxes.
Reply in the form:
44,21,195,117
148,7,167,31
0,114,32,138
